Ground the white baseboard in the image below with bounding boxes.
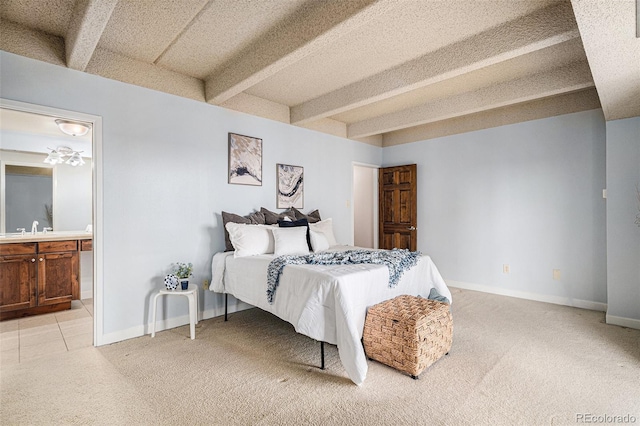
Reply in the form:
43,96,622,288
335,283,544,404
606,314,640,330
100,324,146,346
97,299,253,346
447,280,608,312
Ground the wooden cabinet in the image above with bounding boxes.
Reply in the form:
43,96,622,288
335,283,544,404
0,240,81,320
0,243,37,313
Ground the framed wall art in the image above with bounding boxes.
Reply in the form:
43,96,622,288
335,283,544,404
228,132,262,186
277,163,304,208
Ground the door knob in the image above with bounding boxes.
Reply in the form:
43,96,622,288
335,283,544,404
31,258,36,262
39,258,44,262
407,226,416,231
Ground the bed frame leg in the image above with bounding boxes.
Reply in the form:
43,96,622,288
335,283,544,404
320,341,325,370
224,293,228,321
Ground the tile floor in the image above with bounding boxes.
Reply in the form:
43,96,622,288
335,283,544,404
0,299,93,368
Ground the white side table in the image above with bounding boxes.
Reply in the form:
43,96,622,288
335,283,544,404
150,284,199,340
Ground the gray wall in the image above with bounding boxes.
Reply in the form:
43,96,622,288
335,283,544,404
5,171,52,231
382,109,607,307
0,51,381,340
606,117,640,326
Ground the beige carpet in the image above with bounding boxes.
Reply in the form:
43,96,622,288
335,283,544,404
2,289,639,425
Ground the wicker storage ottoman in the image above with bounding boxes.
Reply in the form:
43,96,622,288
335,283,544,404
363,295,453,379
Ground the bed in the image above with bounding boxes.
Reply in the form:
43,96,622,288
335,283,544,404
210,244,451,385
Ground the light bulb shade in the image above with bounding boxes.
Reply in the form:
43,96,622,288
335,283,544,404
55,119,90,137
66,152,85,167
44,150,64,164
43,146,85,166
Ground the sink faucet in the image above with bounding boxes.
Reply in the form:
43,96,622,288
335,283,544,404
43,227,53,234
17,228,25,236
31,220,39,234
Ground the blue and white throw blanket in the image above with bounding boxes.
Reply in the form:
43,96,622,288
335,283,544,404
266,248,422,304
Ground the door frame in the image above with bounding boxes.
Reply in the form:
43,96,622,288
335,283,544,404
351,162,379,248
0,98,104,346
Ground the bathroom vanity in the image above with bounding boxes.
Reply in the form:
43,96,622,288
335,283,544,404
0,232,92,320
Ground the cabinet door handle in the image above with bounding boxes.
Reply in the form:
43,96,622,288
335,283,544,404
407,226,416,231
39,258,44,262
31,258,36,262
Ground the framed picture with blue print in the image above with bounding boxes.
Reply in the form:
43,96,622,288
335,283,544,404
277,164,303,208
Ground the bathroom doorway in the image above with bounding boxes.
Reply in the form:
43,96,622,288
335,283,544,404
0,99,102,346
352,163,379,249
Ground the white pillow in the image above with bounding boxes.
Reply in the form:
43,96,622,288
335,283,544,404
309,218,337,247
309,230,330,252
225,223,275,257
272,226,310,257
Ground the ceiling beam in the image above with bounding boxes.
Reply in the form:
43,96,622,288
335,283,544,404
291,1,579,125
85,47,205,102
204,0,399,105
0,19,66,67
570,0,640,120
66,0,118,71
347,61,594,139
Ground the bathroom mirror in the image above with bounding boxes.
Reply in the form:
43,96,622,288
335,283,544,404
3,164,53,233
0,107,92,234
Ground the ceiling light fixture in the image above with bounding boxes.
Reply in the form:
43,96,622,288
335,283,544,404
55,119,91,137
43,146,85,166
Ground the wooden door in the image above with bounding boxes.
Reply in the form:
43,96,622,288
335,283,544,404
37,252,77,306
0,254,37,312
378,164,417,250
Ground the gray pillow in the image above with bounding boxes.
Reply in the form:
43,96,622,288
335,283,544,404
260,207,296,225
292,207,321,223
222,211,266,251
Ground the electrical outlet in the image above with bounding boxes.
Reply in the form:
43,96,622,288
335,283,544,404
553,269,561,280
203,279,209,290
503,264,510,274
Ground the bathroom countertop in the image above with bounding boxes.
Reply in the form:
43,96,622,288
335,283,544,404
0,231,92,244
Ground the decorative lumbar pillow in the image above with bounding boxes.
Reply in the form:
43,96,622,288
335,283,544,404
309,218,337,247
260,207,296,225
222,211,266,251
225,222,275,257
309,230,330,252
292,207,321,223
278,218,308,227
272,226,310,257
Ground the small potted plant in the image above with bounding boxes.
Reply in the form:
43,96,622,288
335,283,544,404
173,262,193,290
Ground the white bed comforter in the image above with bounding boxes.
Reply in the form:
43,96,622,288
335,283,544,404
210,246,451,385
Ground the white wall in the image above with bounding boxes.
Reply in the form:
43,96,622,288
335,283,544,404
382,109,607,309
53,159,92,231
0,51,381,342
605,117,640,328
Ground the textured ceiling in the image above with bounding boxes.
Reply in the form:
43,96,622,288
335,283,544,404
1,0,637,146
